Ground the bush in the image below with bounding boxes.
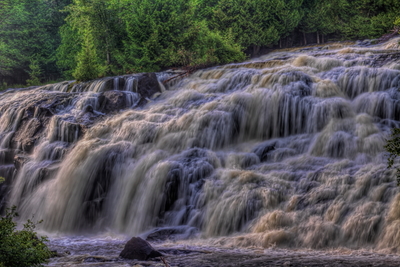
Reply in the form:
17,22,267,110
0,206,52,267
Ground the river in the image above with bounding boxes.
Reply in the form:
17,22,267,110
1,38,400,266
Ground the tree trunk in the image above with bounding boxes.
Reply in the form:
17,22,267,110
321,34,324,44
317,31,320,44
303,32,307,45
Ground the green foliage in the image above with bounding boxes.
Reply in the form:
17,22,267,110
26,57,42,86
299,0,347,35
1,0,400,83
112,0,244,73
57,24,80,80
0,0,71,85
394,17,400,33
395,17,400,26
210,0,279,50
339,0,400,39
62,0,125,79
0,177,4,183
0,206,52,267
72,28,102,81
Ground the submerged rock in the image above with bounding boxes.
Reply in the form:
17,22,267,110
120,237,163,260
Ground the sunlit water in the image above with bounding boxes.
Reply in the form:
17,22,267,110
1,38,400,265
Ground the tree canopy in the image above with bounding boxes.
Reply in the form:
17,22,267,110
0,0,399,84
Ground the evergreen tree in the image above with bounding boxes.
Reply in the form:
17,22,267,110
0,0,71,85
26,57,42,86
114,0,244,73
73,28,101,81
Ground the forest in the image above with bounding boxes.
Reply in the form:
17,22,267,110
0,0,399,86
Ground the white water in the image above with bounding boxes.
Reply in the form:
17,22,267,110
1,39,400,254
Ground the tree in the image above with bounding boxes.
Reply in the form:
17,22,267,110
61,0,125,79
298,0,350,44
115,0,244,72
273,0,303,44
26,57,42,86
210,0,280,55
0,0,71,85
340,0,400,39
73,27,102,81
57,24,81,79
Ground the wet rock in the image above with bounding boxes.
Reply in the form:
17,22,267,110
36,106,54,118
83,105,94,113
254,142,276,162
101,77,115,91
98,91,127,113
137,73,162,99
368,52,400,68
116,77,125,89
0,165,15,180
120,237,163,260
48,119,82,143
0,149,15,165
145,226,198,242
14,155,29,170
356,39,378,46
12,118,42,152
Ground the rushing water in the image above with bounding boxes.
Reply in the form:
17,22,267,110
1,38,400,259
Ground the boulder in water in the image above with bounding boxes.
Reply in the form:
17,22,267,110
98,90,126,113
120,237,163,260
137,73,162,99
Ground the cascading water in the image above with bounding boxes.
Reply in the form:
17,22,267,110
1,38,400,258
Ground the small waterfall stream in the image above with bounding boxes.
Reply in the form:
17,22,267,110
1,39,400,254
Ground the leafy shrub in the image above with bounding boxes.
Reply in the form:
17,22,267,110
0,206,52,267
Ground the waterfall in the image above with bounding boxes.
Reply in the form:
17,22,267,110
1,39,400,250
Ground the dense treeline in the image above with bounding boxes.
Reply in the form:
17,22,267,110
0,0,399,84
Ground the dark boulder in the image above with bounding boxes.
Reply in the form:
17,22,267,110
120,237,163,260
101,77,115,92
98,91,127,113
137,73,162,99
